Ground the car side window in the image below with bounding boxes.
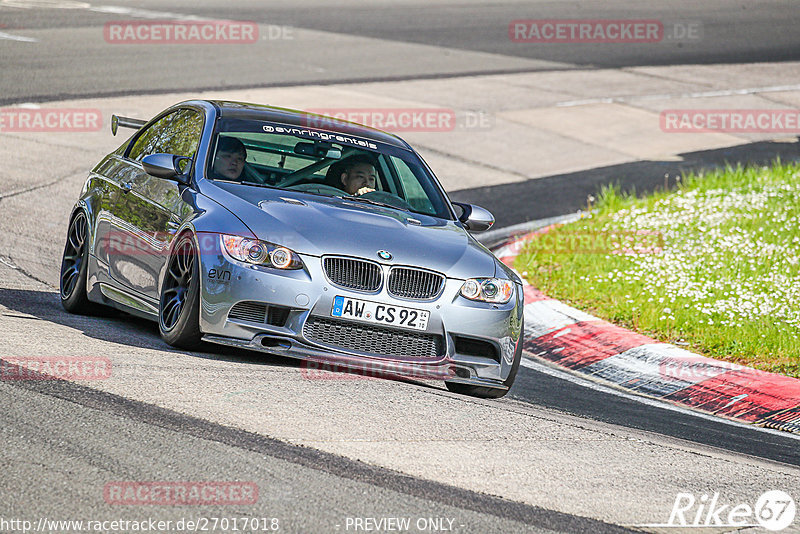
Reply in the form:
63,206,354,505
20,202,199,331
390,156,436,215
127,112,177,161
159,109,204,159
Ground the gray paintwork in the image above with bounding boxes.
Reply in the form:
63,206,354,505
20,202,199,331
73,100,523,392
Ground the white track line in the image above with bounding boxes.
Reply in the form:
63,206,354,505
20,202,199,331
87,5,207,21
0,31,37,42
521,356,800,442
0,1,89,7
1,1,243,22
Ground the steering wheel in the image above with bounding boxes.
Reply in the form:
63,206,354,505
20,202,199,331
240,163,270,185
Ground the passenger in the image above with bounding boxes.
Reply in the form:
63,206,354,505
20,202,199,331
338,155,378,196
211,137,246,181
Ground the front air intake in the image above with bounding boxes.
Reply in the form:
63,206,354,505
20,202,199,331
387,267,444,299
322,256,382,292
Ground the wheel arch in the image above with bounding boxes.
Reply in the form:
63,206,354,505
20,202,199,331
68,193,102,257
160,224,203,301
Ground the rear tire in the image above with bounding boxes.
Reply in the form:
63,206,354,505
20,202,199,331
159,233,202,349
60,211,93,314
445,318,523,399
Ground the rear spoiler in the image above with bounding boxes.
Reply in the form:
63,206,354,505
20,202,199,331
111,114,147,136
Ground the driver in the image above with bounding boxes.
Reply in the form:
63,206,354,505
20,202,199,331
339,155,378,195
211,136,246,181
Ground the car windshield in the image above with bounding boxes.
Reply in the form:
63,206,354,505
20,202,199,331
207,118,453,219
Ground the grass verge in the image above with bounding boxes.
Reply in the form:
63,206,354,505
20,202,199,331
515,160,800,378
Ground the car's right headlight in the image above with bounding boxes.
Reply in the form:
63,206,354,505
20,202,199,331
459,278,514,304
221,235,303,269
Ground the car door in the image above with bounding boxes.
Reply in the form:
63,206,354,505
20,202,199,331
88,149,130,276
112,109,203,301
106,111,176,297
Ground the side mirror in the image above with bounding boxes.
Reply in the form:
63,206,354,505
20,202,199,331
453,202,494,232
142,153,192,184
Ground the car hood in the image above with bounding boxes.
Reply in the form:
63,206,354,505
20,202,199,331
206,183,499,279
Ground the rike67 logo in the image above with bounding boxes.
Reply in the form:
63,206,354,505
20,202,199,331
664,491,796,531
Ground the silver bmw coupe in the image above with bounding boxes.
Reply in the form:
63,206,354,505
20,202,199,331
60,100,524,398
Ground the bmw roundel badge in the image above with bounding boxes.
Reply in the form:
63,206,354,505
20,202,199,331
377,250,392,260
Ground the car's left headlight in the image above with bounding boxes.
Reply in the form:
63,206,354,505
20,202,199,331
459,278,514,304
221,234,303,270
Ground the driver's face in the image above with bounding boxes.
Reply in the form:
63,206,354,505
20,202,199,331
213,150,245,180
340,163,377,195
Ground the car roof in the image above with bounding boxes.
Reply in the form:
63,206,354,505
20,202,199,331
207,100,411,150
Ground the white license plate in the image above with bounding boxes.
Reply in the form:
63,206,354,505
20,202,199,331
331,296,429,331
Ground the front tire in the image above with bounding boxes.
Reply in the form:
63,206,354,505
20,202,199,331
159,233,202,349
60,211,93,314
445,319,524,399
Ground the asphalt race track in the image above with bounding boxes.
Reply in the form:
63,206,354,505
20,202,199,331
1,1,799,532
3,0,800,104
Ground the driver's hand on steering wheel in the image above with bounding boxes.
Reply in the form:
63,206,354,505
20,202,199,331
355,187,376,196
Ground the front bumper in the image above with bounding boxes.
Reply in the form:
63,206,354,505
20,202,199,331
197,244,523,389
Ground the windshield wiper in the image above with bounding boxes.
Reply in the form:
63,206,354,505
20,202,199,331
232,180,278,189
339,195,409,211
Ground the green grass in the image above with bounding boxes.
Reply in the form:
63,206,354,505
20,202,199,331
515,160,800,378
